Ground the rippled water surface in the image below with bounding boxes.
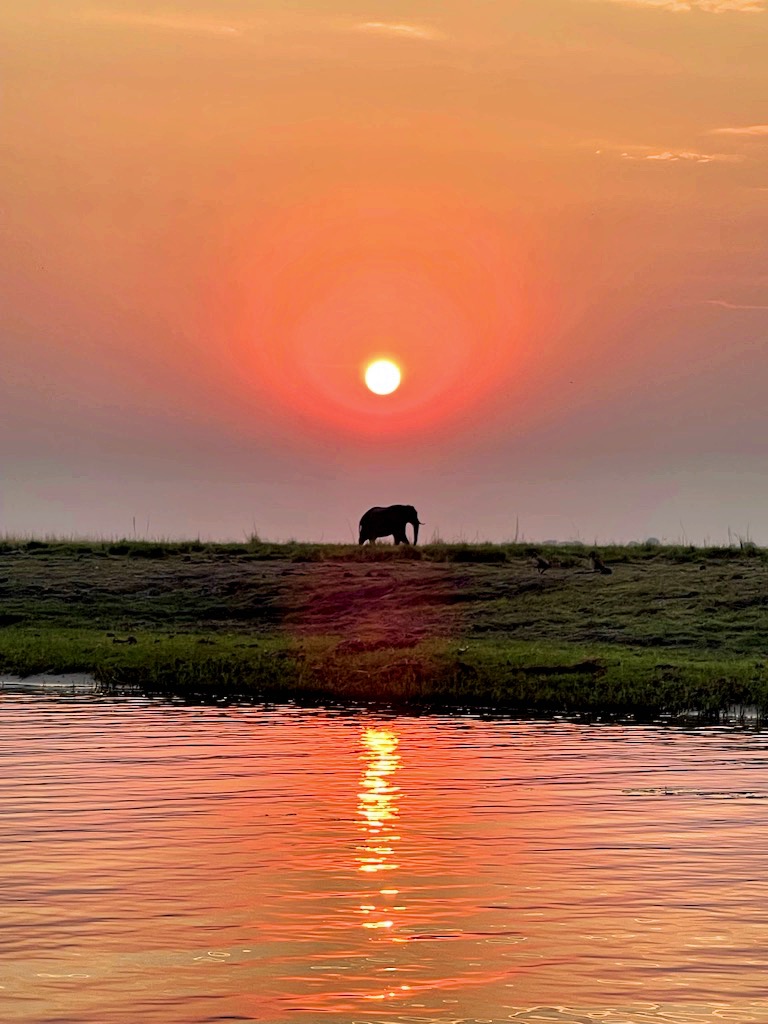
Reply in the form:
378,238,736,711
2,683,768,1023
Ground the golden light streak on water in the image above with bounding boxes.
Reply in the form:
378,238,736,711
352,726,415,1004
356,726,402,875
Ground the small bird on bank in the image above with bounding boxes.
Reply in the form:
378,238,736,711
589,551,612,576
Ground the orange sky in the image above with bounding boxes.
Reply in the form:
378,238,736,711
2,1,767,542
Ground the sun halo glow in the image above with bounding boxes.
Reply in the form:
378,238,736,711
364,359,401,396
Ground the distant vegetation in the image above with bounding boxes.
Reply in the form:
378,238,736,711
1,535,764,564
2,537,768,720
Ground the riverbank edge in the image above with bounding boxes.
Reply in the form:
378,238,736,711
1,628,766,717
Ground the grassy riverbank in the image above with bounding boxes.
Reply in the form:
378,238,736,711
2,538,768,715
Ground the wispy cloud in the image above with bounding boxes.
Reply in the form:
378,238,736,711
353,21,445,41
710,124,768,137
81,10,449,47
82,11,244,36
706,299,768,310
599,0,765,11
597,145,744,163
640,150,743,162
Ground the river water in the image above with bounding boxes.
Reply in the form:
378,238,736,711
2,680,767,1024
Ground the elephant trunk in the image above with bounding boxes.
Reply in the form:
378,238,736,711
412,519,419,545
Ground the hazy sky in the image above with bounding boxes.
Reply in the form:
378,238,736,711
3,0,767,543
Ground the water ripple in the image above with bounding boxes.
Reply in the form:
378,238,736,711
2,692,767,1022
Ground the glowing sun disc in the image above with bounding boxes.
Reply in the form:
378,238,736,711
365,359,401,395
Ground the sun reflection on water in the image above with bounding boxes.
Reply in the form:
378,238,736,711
357,726,401,878
355,726,413,1000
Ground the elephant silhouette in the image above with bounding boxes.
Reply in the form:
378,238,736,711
358,505,423,546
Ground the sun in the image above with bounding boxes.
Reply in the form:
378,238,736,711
364,359,401,395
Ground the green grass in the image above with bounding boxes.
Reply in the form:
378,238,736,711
2,539,768,716
1,628,764,718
